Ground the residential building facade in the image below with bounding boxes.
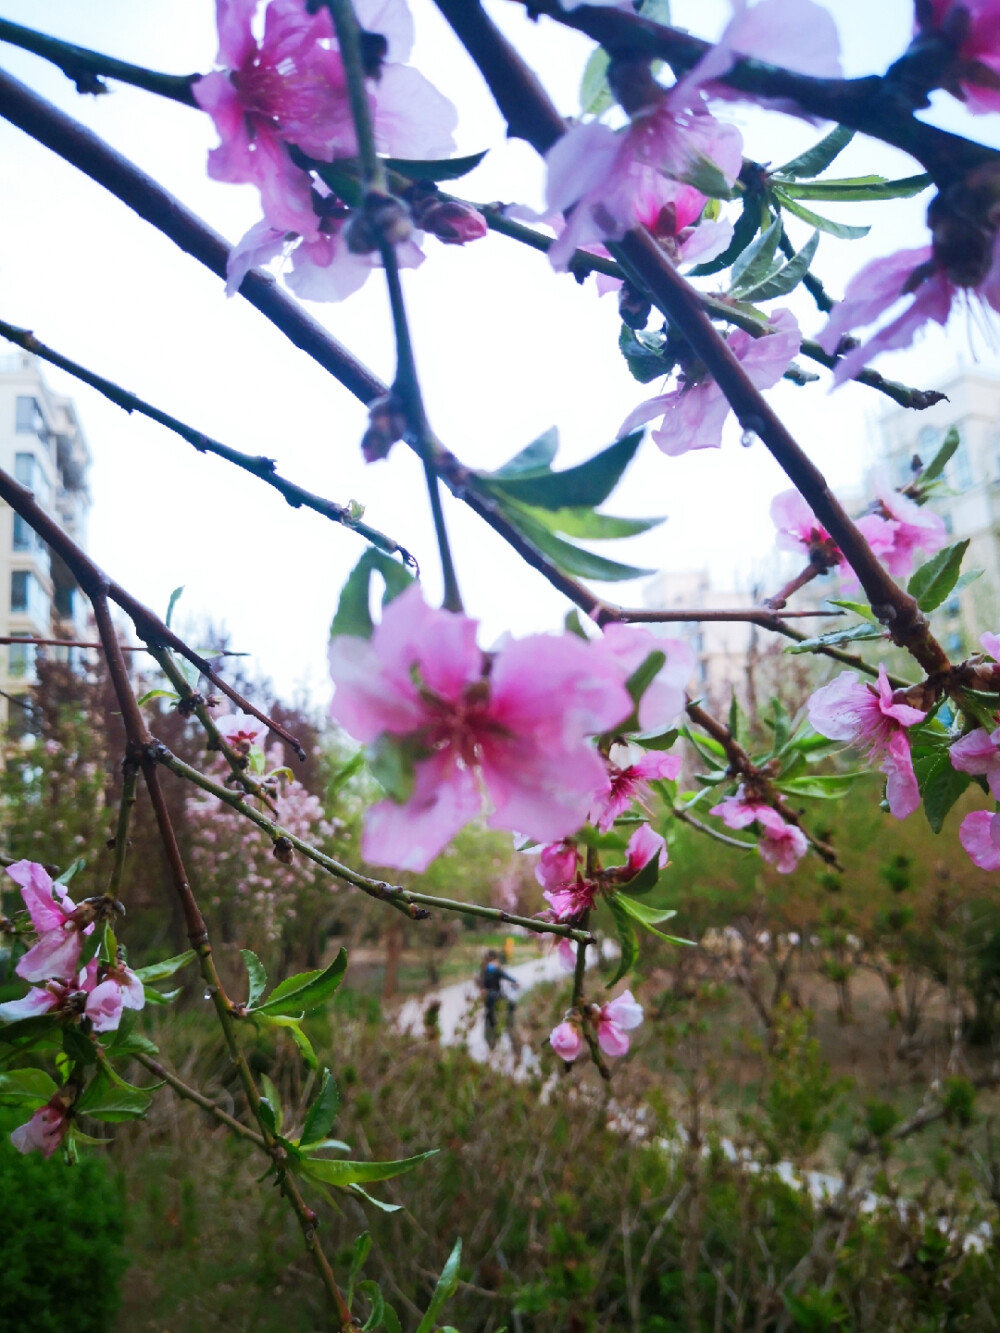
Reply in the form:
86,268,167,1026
875,372,1000,658
0,351,91,729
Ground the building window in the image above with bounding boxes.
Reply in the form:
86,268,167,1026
15,395,44,435
14,452,51,509
8,635,34,680
951,432,973,490
946,632,963,655
10,570,50,626
12,514,31,551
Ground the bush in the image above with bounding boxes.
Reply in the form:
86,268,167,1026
0,1109,125,1332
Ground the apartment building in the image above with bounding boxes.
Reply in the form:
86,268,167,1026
875,372,1000,657
0,351,91,728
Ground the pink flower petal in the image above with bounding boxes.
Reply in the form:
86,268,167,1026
960,809,1000,870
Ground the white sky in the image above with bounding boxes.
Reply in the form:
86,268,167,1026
0,0,998,702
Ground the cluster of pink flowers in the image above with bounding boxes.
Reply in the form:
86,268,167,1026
187,745,336,944
536,822,668,923
770,475,946,586
195,0,484,301
328,586,693,872
215,710,269,756
709,789,808,873
550,990,644,1062
953,631,1000,870
619,309,801,456
807,666,926,819
1,860,146,1157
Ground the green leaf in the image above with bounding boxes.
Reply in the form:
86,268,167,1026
605,894,639,987
576,826,628,853
636,727,680,750
365,733,418,804
350,1183,405,1214
615,894,689,943
579,45,613,117
481,431,644,510
506,501,664,541
300,1148,437,1189
330,548,415,640
382,1302,403,1333
768,696,792,755
914,750,972,833
908,540,969,612
729,217,783,293
301,1068,340,1147
776,173,930,202
619,325,672,384
728,690,746,746
919,426,960,483
348,1231,372,1305
827,598,874,622
382,150,487,181
415,1238,462,1333
774,125,855,178
260,1072,283,1132
257,1097,277,1135
165,585,184,629
786,623,884,653
103,1031,159,1058
75,1069,151,1123
133,950,196,985
500,503,655,581
0,1067,58,1107
492,427,560,478
689,193,761,277
136,688,179,706
564,608,590,640
141,986,181,1007
776,774,859,799
55,857,85,887
254,949,348,1017
639,0,671,21
739,230,819,302
771,189,870,239
618,850,663,897
360,1280,386,1332
241,950,268,1008
258,1014,318,1068
627,650,666,707
954,568,984,595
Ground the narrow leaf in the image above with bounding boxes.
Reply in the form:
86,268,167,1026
689,194,761,277
359,1280,386,1332
136,689,179,706
300,1148,437,1188
133,950,196,984
605,895,640,987
165,585,184,629
827,598,874,621
350,1183,404,1214
382,151,487,181
415,1238,462,1333
913,750,972,833
619,325,672,383
301,1068,340,1147
617,852,663,896
75,1069,151,1122
739,230,819,302
348,1231,372,1306
500,504,655,581
774,125,855,178
241,950,268,1008
258,1014,318,1068
919,426,960,483
908,540,969,612
729,217,782,292
772,190,870,239
776,173,930,202
254,949,348,1016
579,46,613,117
0,1067,58,1107
786,623,884,653
509,501,665,541
492,427,560,478
330,549,414,641
481,431,644,510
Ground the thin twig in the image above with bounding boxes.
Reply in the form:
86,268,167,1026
0,318,416,568
133,1052,266,1147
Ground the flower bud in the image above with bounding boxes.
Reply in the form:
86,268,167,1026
549,1019,583,1062
272,836,294,865
346,191,413,254
413,196,488,246
361,393,407,463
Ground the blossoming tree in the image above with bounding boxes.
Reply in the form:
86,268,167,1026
2,0,1000,1324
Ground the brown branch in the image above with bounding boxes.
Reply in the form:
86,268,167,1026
685,698,841,868
133,1052,266,1147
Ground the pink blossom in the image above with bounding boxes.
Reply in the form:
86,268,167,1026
818,240,1000,385
596,989,644,1057
918,0,1000,114
542,97,742,271
592,750,682,831
195,0,456,237
807,666,926,818
542,872,598,924
0,960,98,1024
286,224,425,301
8,860,89,984
597,624,695,732
589,184,734,295
553,936,578,971
771,489,841,566
709,790,808,872
535,841,580,892
328,585,632,871
619,308,801,455
215,710,268,754
85,963,145,1034
960,808,1000,869
866,472,948,580
982,631,1000,660
550,1019,584,1062
623,822,668,878
950,727,1000,795
11,1096,70,1158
